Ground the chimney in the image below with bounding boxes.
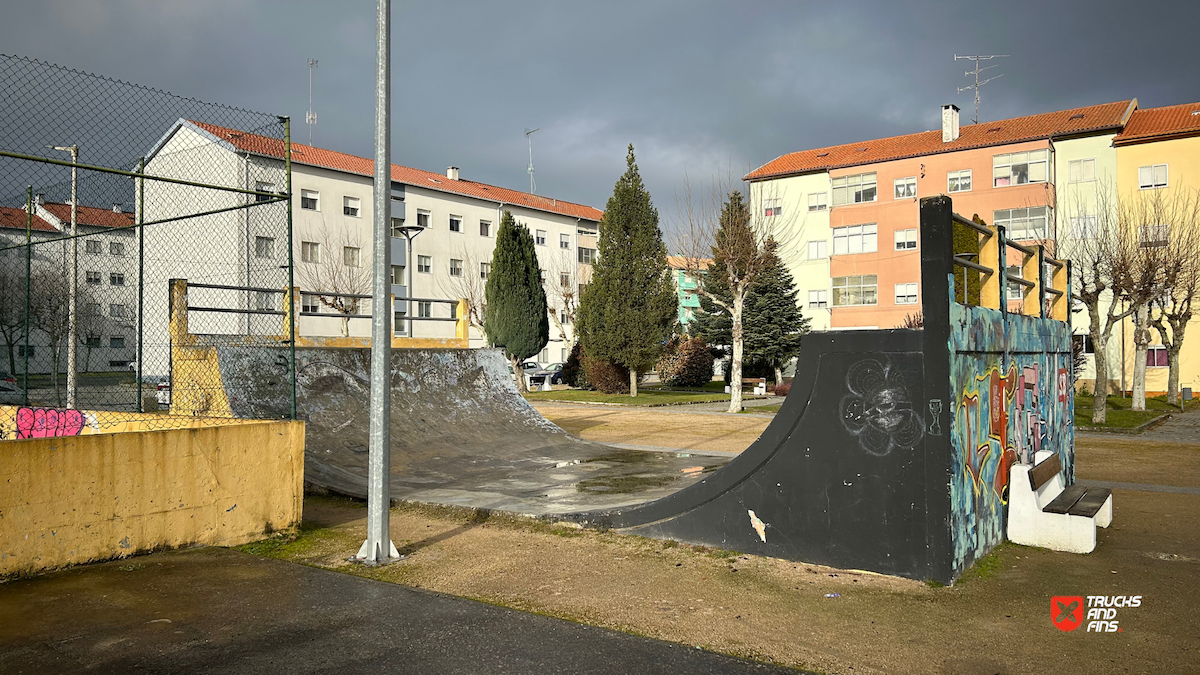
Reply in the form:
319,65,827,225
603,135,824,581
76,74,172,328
34,193,45,205
942,104,960,143
112,203,122,213
446,166,459,180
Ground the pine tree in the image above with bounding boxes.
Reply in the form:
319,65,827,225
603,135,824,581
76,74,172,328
484,211,548,392
742,239,809,384
577,145,677,396
691,257,732,366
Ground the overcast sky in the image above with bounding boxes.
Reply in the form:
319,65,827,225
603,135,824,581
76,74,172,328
3,0,1198,225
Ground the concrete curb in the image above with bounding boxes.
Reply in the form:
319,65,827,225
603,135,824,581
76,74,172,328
524,396,774,409
1076,411,1174,435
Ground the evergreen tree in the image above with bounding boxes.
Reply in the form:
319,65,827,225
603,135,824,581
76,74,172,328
691,258,732,372
577,145,677,396
484,211,548,392
743,239,809,384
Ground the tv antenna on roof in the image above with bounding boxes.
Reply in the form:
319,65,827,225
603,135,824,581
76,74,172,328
955,54,1007,125
306,58,318,145
525,127,539,194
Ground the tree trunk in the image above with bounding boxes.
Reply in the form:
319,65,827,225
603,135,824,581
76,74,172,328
774,365,784,387
1167,318,1187,407
512,354,528,394
1092,328,1108,424
1132,304,1149,411
629,368,638,397
728,291,744,414
4,339,15,378
52,344,61,407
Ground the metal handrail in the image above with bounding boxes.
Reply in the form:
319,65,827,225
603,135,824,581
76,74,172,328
1044,255,1064,269
1006,274,1035,289
1044,287,1064,297
190,282,285,295
952,213,993,238
190,306,286,316
1006,239,1035,257
954,256,993,274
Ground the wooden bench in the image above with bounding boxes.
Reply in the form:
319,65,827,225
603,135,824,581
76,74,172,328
1008,450,1112,553
741,378,767,395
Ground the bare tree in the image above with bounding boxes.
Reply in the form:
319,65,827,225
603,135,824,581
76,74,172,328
1145,188,1200,407
295,224,371,337
438,245,488,340
0,264,27,376
672,174,802,413
29,268,70,405
543,249,579,347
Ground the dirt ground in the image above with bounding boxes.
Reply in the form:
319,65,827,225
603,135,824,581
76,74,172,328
247,406,1200,675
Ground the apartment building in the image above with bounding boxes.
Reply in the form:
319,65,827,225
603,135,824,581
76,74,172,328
139,120,602,370
0,200,137,375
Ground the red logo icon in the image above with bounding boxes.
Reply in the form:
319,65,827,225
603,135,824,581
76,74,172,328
1052,596,1084,631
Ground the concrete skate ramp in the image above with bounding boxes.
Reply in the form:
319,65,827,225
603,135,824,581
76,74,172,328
215,347,728,514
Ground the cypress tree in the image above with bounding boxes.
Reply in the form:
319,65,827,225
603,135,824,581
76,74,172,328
742,239,809,384
577,145,677,396
484,210,548,392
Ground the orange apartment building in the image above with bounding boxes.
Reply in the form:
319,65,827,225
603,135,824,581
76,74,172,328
747,100,1136,329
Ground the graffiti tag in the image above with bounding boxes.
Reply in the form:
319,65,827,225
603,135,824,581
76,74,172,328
15,407,86,439
840,358,926,456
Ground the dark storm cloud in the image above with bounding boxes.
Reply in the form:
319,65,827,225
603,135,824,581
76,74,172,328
2,0,1197,226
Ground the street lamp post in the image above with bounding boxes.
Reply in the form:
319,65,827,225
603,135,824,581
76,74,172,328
51,144,79,408
394,224,424,337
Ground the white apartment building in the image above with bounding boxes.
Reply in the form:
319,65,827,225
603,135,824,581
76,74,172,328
141,119,602,369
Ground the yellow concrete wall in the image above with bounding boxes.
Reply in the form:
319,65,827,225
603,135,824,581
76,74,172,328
0,406,259,440
0,419,304,576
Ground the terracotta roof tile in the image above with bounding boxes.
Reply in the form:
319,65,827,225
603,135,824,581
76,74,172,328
187,121,603,222
40,203,134,229
746,100,1136,181
1114,102,1200,145
666,255,711,271
0,206,56,232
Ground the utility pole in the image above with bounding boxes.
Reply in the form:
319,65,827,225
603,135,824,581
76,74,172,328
353,0,400,566
525,127,539,194
955,54,1007,124
50,144,79,408
306,59,318,145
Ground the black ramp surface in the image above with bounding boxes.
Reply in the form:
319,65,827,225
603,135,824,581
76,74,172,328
217,346,727,515
574,330,941,580
0,547,804,674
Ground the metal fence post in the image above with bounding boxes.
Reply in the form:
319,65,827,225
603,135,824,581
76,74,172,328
282,116,297,421
354,0,400,565
137,157,145,412
23,186,32,406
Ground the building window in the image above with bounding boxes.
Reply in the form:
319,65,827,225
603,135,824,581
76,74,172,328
343,196,361,217
394,309,407,335
87,302,101,316
450,302,458,320
255,181,274,202
109,304,127,318
832,223,877,255
1070,216,1097,239
1147,346,1169,367
450,258,463,277
302,294,319,313
417,255,432,274
390,218,405,237
832,275,878,306
254,291,274,311
831,172,877,206
480,262,490,279
255,236,275,258
894,282,918,305
480,220,491,237
560,272,570,288
301,241,321,263
110,272,125,286
1007,265,1024,300
807,240,828,259
894,229,918,250
449,215,462,232
1139,164,1168,190
808,192,827,211
18,345,35,358
893,176,917,199
578,247,596,264
1139,224,1169,249
416,210,430,228
301,189,319,211
86,271,101,285
85,334,101,347
993,149,1049,187
539,269,546,284
808,289,829,308
86,240,102,255
1068,159,1096,183
391,265,404,285
948,169,972,193
109,241,125,256
763,198,782,217
994,207,1051,241
110,336,125,349
536,230,547,246
1073,334,1095,355
560,311,569,325
560,233,570,249
418,301,432,318
562,348,569,361
343,246,361,267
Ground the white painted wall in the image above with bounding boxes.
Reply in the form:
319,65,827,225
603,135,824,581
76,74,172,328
750,171,833,330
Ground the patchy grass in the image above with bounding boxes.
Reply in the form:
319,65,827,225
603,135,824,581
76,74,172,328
955,544,1009,585
234,522,343,560
524,389,732,406
644,380,730,393
1074,394,1190,429
740,404,782,415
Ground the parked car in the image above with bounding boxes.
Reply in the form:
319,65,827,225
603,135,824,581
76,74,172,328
507,361,542,387
0,371,20,403
528,363,565,387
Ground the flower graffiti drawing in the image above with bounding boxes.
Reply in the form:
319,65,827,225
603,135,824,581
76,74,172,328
840,358,926,456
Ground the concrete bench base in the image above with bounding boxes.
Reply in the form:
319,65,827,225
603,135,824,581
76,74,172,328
1008,450,1112,554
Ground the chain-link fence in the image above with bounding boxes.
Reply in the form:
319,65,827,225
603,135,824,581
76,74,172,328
0,54,295,435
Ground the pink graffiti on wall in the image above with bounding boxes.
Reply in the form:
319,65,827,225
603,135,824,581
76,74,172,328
15,407,86,438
